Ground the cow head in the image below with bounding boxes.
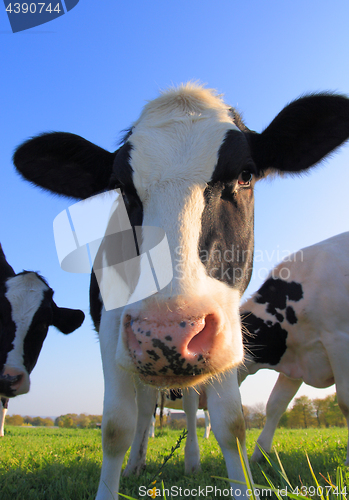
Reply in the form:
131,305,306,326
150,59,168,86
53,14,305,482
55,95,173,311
13,84,349,388
0,245,85,397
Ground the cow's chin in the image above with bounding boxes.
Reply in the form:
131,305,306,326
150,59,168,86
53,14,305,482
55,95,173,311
133,353,241,389
138,372,211,389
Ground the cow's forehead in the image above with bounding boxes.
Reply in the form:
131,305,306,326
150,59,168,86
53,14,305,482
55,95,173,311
129,85,240,196
135,84,234,124
5,272,49,314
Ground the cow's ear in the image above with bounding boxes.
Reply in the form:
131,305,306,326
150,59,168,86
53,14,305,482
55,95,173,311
13,132,116,199
247,93,349,176
51,301,85,334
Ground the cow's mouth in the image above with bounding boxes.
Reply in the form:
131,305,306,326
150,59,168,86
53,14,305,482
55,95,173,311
138,372,210,389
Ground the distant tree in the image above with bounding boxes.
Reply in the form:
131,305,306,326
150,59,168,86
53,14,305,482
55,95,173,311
55,415,76,428
55,413,102,428
247,403,266,429
288,396,316,428
278,411,289,428
77,414,91,428
242,405,253,429
6,415,24,426
313,397,330,427
324,394,346,427
87,415,102,428
31,416,53,427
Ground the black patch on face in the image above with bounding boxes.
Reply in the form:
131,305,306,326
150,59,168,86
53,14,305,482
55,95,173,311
242,313,288,365
198,130,256,293
22,289,53,374
89,272,102,332
0,286,17,371
0,247,17,372
90,141,144,331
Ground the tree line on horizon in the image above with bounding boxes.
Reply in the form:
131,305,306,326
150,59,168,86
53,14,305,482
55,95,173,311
5,394,344,430
244,393,345,430
5,413,102,428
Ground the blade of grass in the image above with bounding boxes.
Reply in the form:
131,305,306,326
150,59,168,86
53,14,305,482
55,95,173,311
161,480,167,500
274,448,293,489
305,452,326,500
236,438,257,500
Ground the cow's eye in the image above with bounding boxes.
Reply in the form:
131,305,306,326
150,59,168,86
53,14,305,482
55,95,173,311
238,170,253,187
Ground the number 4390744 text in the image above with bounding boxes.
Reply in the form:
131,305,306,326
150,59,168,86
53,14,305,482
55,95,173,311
6,3,61,14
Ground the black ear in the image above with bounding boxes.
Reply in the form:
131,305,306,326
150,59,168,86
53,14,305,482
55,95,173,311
248,93,349,176
51,301,85,334
13,132,116,199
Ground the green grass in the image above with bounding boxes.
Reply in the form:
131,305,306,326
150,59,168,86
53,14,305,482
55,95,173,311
0,426,348,499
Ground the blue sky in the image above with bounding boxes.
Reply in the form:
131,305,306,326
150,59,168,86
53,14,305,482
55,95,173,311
1,1,349,417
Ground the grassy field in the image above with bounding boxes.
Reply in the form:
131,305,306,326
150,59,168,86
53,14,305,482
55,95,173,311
0,426,348,500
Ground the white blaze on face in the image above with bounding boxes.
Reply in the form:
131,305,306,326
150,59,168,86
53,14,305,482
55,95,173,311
129,84,241,297
4,273,48,391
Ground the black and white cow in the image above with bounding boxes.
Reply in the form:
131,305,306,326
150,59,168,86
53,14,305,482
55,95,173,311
12,84,349,499
0,243,85,434
239,231,349,463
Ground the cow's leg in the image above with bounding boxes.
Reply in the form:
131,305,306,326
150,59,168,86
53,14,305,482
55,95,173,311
206,369,253,498
149,414,156,438
96,314,137,500
203,410,211,439
0,398,8,437
336,383,349,466
326,341,349,465
183,387,200,473
251,374,302,462
123,382,158,476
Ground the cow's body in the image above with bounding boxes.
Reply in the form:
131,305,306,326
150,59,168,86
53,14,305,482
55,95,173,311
0,243,85,435
13,84,349,499
239,232,349,463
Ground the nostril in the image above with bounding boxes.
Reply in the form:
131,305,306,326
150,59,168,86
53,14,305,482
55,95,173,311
186,314,217,356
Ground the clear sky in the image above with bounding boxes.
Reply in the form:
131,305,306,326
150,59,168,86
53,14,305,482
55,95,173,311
1,0,349,417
